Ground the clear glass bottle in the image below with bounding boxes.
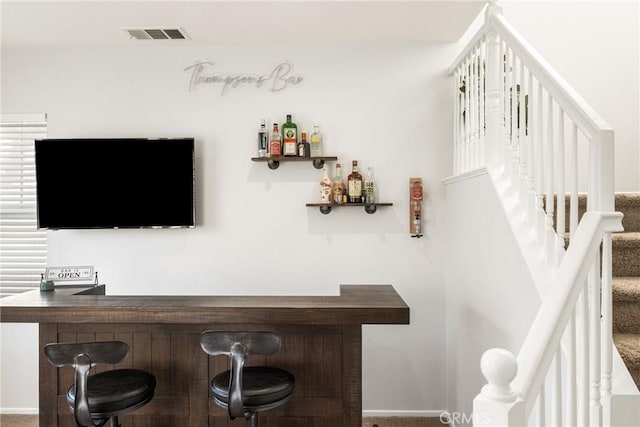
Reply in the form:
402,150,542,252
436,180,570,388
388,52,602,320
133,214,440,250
347,160,363,203
297,132,310,157
282,114,298,157
310,124,323,157
364,166,376,204
332,163,345,205
269,123,281,158
320,166,332,203
257,119,268,158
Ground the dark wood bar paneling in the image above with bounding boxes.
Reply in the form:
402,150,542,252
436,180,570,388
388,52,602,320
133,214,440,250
1,285,409,426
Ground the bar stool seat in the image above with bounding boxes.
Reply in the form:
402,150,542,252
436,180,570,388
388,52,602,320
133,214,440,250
200,331,295,427
211,366,294,411
45,341,156,427
66,368,156,419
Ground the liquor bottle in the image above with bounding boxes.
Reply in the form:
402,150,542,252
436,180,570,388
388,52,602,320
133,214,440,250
257,119,268,158
310,124,323,157
297,132,310,157
269,123,282,158
320,166,332,203
282,114,298,157
347,160,363,203
364,166,376,204
332,163,345,205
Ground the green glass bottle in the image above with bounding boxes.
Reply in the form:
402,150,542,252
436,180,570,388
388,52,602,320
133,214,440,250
282,114,298,157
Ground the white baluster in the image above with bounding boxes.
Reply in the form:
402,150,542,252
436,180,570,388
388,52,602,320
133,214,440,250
471,49,479,168
498,39,506,167
465,57,471,172
589,257,602,426
567,308,577,427
485,31,501,167
536,82,545,246
518,61,528,209
453,69,459,174
479,37,486,163
544,93,555,265
601,233,613,399
569,124,579,238
578,282,590,427
527,71,536,225
537,381,546,426
504,47,512,178
556,107,566,266
551,349,562,426
510,51,519,186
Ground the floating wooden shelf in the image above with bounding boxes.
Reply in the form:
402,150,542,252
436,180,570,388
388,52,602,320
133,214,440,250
306,202,393,215
251,156,338,170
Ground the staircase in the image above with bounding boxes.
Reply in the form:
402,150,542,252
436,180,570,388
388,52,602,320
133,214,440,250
612,193,640,389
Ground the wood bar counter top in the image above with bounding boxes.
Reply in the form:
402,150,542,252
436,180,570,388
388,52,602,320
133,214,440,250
1,284,409,427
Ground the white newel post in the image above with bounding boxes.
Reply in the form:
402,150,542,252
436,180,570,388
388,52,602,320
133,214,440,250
483,4,502,168
473,349,526,426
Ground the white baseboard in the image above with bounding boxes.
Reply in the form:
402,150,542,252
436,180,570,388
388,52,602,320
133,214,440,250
0,408,39,415
363,409,447,417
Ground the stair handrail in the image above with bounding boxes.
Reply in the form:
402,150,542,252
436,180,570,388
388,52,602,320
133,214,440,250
449,2,633,426
474,212,623,424
449,6,611,139
450,1,614,213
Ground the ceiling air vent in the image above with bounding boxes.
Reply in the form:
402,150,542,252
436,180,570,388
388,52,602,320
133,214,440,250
124,27,190,40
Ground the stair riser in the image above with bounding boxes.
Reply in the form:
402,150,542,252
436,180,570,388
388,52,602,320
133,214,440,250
614,302,640,333
613,241,640,277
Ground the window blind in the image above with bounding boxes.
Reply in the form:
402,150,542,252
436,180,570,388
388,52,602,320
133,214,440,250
0,113,47,297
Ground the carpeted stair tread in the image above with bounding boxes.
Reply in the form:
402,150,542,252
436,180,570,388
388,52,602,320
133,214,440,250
611,193,640,389
616,193,640,232
613,277,640,302
613,333,640,367
612,232,640,277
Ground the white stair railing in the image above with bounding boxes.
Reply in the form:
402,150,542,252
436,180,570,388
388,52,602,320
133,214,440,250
449,2,632,426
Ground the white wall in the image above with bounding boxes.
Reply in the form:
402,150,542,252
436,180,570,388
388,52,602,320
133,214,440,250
444,171,541,425
1,0,637,416
0,42,453,413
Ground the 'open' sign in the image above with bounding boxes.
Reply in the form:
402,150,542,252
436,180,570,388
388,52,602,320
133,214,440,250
45,266,94,282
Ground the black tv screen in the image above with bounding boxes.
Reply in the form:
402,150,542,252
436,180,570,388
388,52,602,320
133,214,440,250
35,138,195,229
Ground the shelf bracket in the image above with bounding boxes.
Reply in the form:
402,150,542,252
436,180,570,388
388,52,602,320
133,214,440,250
267,160,280,170
364,205,378,214
319,205,332,215
312,159,325,169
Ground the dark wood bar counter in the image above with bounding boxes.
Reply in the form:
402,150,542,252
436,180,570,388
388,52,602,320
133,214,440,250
0,285,409,426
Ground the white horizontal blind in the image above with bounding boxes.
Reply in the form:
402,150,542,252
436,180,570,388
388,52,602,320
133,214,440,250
0,114,47,297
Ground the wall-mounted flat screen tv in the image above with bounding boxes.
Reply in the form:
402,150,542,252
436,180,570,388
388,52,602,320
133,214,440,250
35,138,195,229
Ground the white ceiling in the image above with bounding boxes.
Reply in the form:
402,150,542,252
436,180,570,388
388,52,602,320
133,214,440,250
0,1,486,48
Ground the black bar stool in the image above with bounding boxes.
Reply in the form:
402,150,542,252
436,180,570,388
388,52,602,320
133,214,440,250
44,341,156,427
200,331,294,427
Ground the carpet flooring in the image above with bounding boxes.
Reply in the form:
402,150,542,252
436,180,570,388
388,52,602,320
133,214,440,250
0,415,449,427
612,193,640,388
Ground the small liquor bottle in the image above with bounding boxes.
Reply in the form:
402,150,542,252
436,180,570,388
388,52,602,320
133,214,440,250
257,119,268,158
282,114,298,157
332,163,345,204
347,160,363,203
364,166,376,204
298,132,310,157
310,124,323,157
320,166,332,203
269,123,282,158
